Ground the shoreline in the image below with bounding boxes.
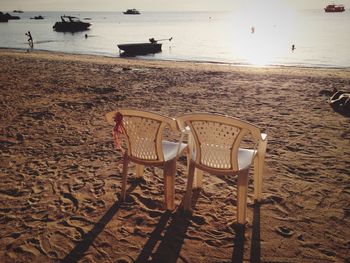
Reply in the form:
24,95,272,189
1,48,350,262
2,47,350,71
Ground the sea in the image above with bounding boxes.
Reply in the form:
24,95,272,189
0,10,349,68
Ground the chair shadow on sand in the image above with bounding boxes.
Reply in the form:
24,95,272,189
61,180,141,263
61,180,261,263
134,210,191,263
232,203,261,263
134,190,201,263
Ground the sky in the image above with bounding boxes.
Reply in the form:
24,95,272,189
1,0,350,12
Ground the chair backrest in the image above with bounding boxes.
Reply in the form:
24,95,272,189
106,109,177,163
177,113,261,171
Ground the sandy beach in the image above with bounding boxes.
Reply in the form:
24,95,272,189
0,49,349,263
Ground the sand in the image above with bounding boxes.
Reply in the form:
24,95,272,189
0,49,349,263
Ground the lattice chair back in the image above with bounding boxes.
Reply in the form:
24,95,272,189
123,116,162,161
106,109,178,164
177,113,262,172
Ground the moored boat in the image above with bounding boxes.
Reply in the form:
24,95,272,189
117,37,172,55
31,15,44,20
0,12,9,22
53,15,91,32
123,9,140,15
118,42,162,55
1,12,20,20
324,4,345,12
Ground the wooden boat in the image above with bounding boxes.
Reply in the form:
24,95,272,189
123,9,140,15
117,38,172,55
53,15,91,32
324,4,345,12
118,42,162,55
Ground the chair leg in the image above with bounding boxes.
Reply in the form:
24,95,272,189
253,154,265,202
163,159,176,210
237,170,249,225
135,164,144,178
121,155,129,201
193,169,203,189
253,156,260,201
183,161,196,211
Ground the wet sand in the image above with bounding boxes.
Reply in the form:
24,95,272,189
0,49,350,263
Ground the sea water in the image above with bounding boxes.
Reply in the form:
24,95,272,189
0,10,349,68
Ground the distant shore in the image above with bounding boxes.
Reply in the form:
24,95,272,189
0,48,349,262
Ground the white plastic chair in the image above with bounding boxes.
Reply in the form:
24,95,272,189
106,109,187,210
176,113,267,224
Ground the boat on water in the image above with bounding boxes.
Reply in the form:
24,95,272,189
324,4,345,12
0,12,20,20
123,8,140,15
118,42,162,55
30,15,44,20
53,15,91,32
117,37,172,56
0,12,9,22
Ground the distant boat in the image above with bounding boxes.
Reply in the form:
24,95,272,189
30,15,44,20
13,10,23,13
0,12,9,22
117,37,172,56
1,12,20,20
53,15,91,32
123,9,140,15
324,4,345,12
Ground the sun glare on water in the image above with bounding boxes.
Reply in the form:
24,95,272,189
228,0,298,66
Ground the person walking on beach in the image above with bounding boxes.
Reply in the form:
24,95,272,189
25,31,33,49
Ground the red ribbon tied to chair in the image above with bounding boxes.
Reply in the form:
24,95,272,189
113,112,124,150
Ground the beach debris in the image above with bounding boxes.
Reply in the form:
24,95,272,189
275,226,294,237
16,133,24,143
328,88,350,116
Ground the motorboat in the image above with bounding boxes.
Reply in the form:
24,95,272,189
123,9,140,15
53,15,91,32
0,12,9,22
1,12,20,20
324,4,345,12
31,15,44,20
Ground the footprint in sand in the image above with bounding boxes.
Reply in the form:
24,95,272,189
91,178,105,197
275,226,294,237
59,192,78,212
